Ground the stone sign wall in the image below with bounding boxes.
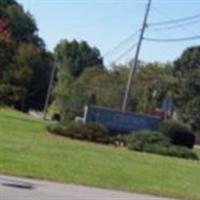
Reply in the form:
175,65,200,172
83,105,161,134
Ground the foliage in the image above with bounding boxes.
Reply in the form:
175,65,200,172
174,46,200,130
142,144,198,160
63,67,126,118
0,0,53,111
23,50,53,111
85,122,109,143
54,40,104,120
53,62,172,120
126,130,198,160
55,39,103,78
134,62,177,113
124,130,170,150
160,120,195,149
53,60,178,121
47,121,110,144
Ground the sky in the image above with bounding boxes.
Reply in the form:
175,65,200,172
18,0,200,66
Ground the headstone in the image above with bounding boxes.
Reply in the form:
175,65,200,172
161,96,173,119
162,96,173,113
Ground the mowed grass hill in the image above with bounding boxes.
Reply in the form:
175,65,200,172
0,108,200,200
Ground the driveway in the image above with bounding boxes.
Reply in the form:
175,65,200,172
0,175,177,200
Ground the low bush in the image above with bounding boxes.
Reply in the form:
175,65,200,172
47,121,110,144
126,130,198,160
160,120,195,148
47,123,67,135
85,123,110,143
125,130,170,151
142,144,199,160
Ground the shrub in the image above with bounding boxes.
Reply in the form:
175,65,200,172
63,122,89,139
47,123,67,135
143,144,198,160
160,120,195,148
126,130,198,160
85,122,110,143
125,130,170,151
47,121,110,144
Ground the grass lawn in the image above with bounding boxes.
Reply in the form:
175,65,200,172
195,147,200,157
0,109,200,200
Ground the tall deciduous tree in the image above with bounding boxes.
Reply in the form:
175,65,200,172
54,39,104,120
174,46,200,129
55,39,103,79
0,0,53,110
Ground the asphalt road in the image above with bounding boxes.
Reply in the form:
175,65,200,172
0,175,176,200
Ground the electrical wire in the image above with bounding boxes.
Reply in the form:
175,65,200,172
144,35,200,42
148,19,200,32
110,42,138,64
149,13,200,27
103,29,140,58
150,6,199,36
144,23,184,59
144,6,200,44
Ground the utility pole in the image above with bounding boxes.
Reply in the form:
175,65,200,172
122,0,152,112
43,65,56,120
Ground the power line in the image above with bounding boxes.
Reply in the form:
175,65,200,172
144,22,183,58
144,7,200,51
149,13,200,26
150,6,199,36
148,19,200,32
144,35,200,42
111,42,138,64
103,29,140,58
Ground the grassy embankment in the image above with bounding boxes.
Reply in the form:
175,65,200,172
0,108,200,200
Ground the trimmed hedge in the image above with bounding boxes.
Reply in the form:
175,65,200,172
124,130,170,151
142,144,198,160
160,120,195,148
47,122,110,144
125,130,198,160
47,122,199,160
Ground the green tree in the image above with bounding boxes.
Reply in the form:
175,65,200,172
120,62,176,113
54,39,104,120
174,46,200,129
0,0,41,46
0,0,52,111
55,39,103,78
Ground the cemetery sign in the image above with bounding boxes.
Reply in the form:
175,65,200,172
83,105,161,134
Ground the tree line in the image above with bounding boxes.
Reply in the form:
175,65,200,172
0,0,200,131
0,0,53,111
